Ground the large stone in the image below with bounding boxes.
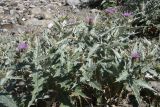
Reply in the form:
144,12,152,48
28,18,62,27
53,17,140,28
25,18,51,27
66,0,102,8
149,81,160,92
0,6,4,15
66,0,81,6
34,13,45,20
31,7,43,15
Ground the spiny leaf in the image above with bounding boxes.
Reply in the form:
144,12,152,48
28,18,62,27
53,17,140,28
33,36,41,66
148,69,158,77
150,45,158,56
0,95,18,107
134,79,156,92
89,81,102,91
116,70,129,82
112,49,122,59
88,44,100,57
58,80,71,89
80,68,91,82
59,103,70,107
100,62,113,74
133,42,138,52
131,82,141,105
33,53,55,63
70,87,89,99
28,72,46,107
54,21,62,32
0,70,14,86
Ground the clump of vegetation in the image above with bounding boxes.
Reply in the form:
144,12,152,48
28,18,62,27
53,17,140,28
0,0,160,107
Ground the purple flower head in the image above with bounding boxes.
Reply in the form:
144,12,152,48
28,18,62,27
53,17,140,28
122,12,132,17
85,16,95,25
17,42,28,51
105,7,117,14
131,51,140,59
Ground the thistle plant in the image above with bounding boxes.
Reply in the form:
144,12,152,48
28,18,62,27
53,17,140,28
0,0,160,107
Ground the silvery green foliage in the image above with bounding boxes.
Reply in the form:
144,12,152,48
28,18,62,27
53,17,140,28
0,36,17,86
144,0,160,14
49,14,159,105
27,37,48,107
129,0,160,39
0,1,160,107
28,72,46,107
0,95,18,107
141,0,160,24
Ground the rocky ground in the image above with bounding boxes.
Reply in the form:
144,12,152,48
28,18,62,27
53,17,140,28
0,0,100,37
